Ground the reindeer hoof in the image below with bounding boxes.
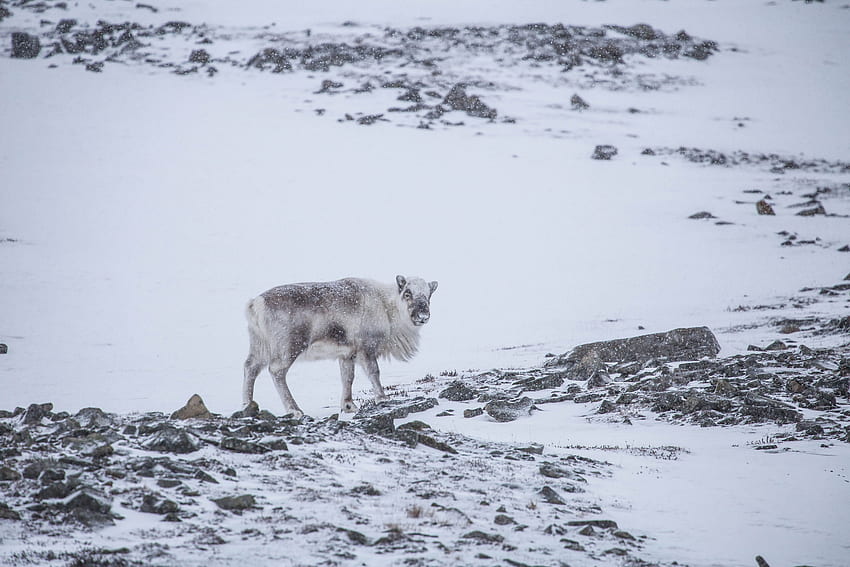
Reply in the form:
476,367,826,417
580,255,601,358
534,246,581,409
341,401,359,413
285,410,304,420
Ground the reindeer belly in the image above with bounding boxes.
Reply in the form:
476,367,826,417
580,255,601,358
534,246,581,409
298,340,356,362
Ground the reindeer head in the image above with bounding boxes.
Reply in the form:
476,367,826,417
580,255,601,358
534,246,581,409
396,275,438,326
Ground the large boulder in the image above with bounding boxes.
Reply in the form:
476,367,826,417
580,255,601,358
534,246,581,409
171,394,212,420
547,327,721,371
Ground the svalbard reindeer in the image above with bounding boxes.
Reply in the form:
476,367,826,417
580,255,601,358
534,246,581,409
243,275,438,418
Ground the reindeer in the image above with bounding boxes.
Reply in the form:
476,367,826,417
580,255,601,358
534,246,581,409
242,275,438,418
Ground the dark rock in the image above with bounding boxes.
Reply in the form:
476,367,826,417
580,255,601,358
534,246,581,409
142,426,201,454
494,514,516,525
689,211,716,220
354,397,438,422
765,340,787,351
539,464,576,479
220,436,271,454
439,381,478,401
0,502,21,521
538,485,566,505
587,371,612,388
338,527,370,545
597,400,617,414
461,530,504,543
568,519,618,530
170,394,212,420
0,344,6,354
549,327,721,369
592,145,618,160
56,19,78,33
797,203,826,216
316,79,343,93
74,407,114,429
570,94,589,111
211,494,256,511
35,482,74,501
742,394,801,424
514,373,565,391
463,407,484,418
484,397,533,422
188,49,210,64
756,199,775,215
442,84,497,119
357,114,385,125
0,466,21,482
796,421,824,436
141,494,179,515
230,401,260,419
416,433,458,454
39,468,66,484
63,488,112,514
247,48,292,72
23,402,53,425
755,556,771,567
12,33,41,59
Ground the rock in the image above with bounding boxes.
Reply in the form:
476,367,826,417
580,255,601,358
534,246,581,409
539,464,575,479
514,373,565,391
689,211,716,220
549,327,721,369
231,401,260,419
23,402,53,425
220,436,271,454
742,394,800,424
439,381,478,401
463,407,484,418
442,84,497,119
56,19,78,33
765,340,787,351
0,467,21,482
484,397,533,422
756,199,775,215
461,530,504,543
570,94,589,111
494,514,516,525
170,394,213,420
211,494,256,512
74,407,115,429
142,426,201,454
587,371,612,388
797,203,826,216
592,145,618,160
354,397,438,422
416,433,458,454
189,49,210,64
755,556,771,567
12,33,41,59
568,519,618,530
316,79,344,93
140,494,179,515
0,344,7,354
0,501,21,521
597,400,617,414
63,488,113,525
246,48,292,73
538,486,566,505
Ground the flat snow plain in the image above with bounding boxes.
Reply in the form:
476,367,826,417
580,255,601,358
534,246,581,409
1,1,849,566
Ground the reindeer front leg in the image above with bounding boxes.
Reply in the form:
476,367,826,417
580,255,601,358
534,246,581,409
339,356,358,413
358,353,388,402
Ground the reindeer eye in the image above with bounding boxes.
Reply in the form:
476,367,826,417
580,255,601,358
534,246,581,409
403,290,412,299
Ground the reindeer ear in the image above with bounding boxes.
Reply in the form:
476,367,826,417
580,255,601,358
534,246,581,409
429,281,439,296
396,275,407,292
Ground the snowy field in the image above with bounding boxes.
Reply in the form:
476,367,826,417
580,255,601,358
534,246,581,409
1,0,849,566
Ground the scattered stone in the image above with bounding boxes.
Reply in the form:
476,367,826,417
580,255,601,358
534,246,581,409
188,49,210,64
0,503,21,521
568,519,618,530
442,84,497,119
494,514,516,525
484,397,534,422
0,467,21,482
463,407,484,418
22,402,53,425
12,33,41,59
170,394,213,420
0,344,6,354
142,426,201,454
231,401,260,419
220,436,271,454
211,494,256,512
689,211,716,220
514,374,565,391
570,94,589,111
797,203,826,216
592,145,618,160
439,381,478,401
538,486,566,505
461,530,504,544
755,556,771,567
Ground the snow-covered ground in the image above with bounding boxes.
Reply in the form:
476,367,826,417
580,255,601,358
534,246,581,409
1,1,849,566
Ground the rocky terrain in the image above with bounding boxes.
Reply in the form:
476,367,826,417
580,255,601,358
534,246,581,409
2,306,847,566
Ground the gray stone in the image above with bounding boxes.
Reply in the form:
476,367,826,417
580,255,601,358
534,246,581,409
570,94,589,111
23,402,53,425
442,84,497,119
439,381,478,401
74,407,115,429
549,327,721,369
230,401,260,419
484,397,533,422
538,485,566,505
592,145,618,160
220,436,271,454
0,467,21,482
170,394,212,420
463,407,484,418
0,502,20,520
12,33,41,59
142,426,201,454
461,530,504,543
211,494,256,511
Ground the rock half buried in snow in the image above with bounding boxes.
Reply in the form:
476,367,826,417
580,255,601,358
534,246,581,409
11,33,41,59
211,494,256,512
439,381,478,401
484,397,534,422
142,426,201,454
171,394,212,420
591,145,618,160
547,326,720,369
